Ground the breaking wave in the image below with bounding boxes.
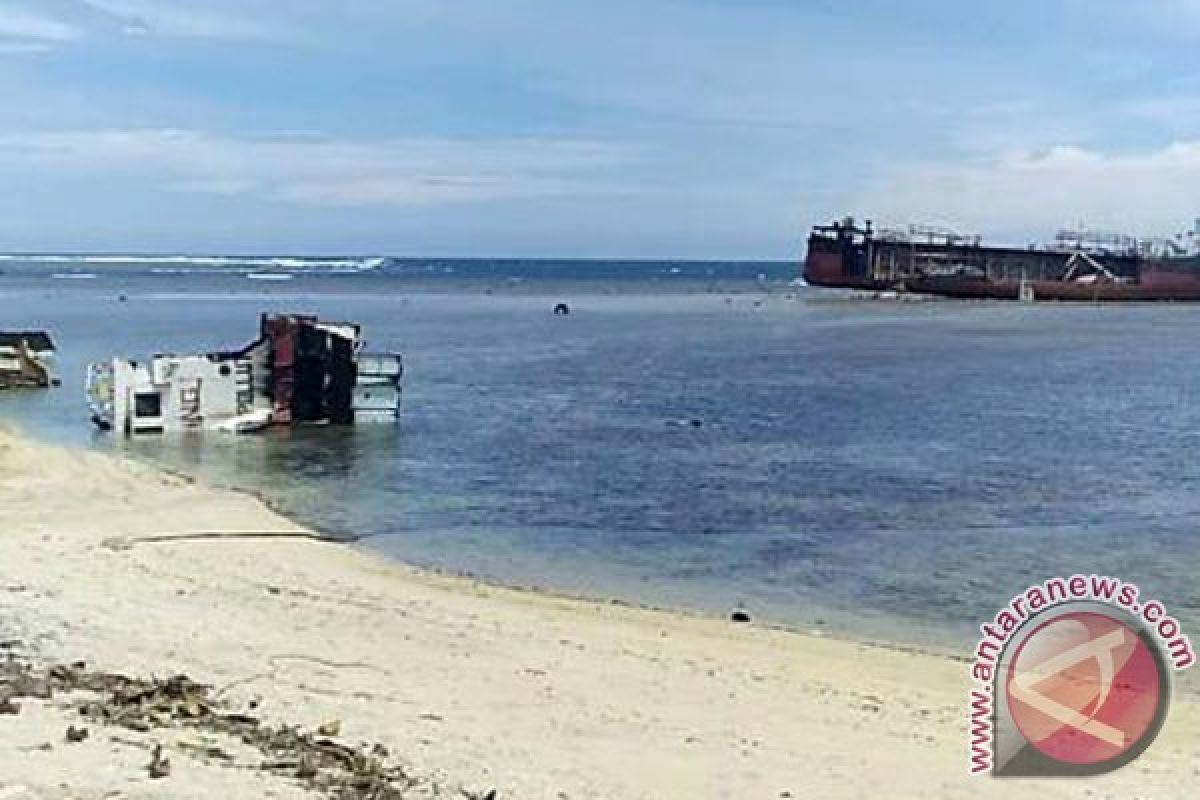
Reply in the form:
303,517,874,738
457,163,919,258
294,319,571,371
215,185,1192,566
0,254,386,274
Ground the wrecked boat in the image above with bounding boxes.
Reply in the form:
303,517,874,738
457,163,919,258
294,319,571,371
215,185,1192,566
0,331,56,389
804,216,1200,302
86,314,402,434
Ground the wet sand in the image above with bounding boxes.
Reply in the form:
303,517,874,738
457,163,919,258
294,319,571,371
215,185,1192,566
0,425,1196,799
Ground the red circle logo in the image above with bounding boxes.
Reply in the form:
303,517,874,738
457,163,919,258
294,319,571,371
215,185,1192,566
1006,611,1164,766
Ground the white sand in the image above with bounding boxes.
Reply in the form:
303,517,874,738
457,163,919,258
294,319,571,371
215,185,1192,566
0,425,1195,799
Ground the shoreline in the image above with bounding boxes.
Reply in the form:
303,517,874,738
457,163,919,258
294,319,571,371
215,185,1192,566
69,418,977,662
1,426,1197,798
101,445,988,667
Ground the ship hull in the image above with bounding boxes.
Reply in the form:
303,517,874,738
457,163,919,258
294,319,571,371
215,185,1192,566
803,217,1200,302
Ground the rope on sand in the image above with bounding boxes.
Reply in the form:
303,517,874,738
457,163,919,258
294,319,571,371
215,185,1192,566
100,530,361,550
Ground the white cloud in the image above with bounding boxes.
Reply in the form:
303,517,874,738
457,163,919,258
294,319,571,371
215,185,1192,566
0,1,280,50
0,39,51,53
853,142,1200,242
0,128,631,208
0,6,78,42
1118,95,1200,130
81,0,280,40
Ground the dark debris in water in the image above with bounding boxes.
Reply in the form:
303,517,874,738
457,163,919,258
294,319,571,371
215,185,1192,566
0,659,490,799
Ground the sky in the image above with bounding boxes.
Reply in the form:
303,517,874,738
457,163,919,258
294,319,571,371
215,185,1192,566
1,1,1200,257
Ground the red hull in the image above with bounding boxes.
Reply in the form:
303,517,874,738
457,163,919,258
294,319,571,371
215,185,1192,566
803,216,1200,302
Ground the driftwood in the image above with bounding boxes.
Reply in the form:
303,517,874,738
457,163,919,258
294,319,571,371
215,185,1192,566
0,660,494,799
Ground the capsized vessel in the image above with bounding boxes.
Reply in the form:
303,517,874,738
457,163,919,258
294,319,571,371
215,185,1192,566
86,314,402,434
0,331,56,389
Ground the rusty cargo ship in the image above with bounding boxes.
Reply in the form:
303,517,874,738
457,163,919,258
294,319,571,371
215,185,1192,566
804,217,1200,302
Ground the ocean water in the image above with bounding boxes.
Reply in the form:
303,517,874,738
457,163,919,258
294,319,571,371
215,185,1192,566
1,257,1199,652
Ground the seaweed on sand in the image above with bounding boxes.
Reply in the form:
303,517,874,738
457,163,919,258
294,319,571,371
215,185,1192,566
0,659,498,800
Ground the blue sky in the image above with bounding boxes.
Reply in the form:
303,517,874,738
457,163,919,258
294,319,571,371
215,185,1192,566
1,1,1199,256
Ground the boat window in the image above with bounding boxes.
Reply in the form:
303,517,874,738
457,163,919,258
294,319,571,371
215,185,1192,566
134,392,162,418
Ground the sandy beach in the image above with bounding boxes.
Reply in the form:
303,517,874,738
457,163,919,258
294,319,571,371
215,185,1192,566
0,424,1196,799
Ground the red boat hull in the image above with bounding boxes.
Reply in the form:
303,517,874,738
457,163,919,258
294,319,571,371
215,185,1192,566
803,217,1200,302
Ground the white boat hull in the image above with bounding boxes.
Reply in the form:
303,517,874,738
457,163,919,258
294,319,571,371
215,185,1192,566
87,315,403,435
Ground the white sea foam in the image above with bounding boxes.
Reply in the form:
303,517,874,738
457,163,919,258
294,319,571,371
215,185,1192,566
0,254,386,272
